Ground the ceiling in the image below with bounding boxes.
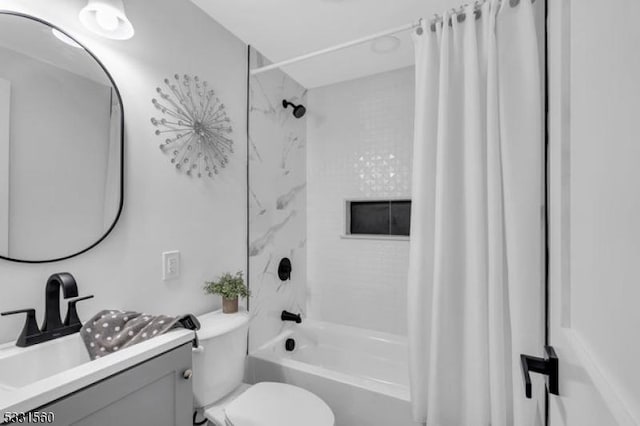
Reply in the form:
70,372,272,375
190,0,460,88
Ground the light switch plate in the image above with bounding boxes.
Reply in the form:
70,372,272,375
162,251,180,280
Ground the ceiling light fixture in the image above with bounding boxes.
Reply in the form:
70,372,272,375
79,0,134,40
51,28,82,49
371,35,401,54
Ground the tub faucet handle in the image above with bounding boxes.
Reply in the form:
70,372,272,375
281,310,302,324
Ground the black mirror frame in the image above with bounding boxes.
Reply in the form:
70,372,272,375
0,11,125,264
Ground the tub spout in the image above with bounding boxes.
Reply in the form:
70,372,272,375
281,310,302,324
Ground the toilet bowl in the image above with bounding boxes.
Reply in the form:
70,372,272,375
192,310,334,426
205,382,334,426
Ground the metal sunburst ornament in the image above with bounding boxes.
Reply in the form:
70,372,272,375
151,74,233,178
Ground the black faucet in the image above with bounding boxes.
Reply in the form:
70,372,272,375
42,273,78,332
281,310,302,324
1,273,93,347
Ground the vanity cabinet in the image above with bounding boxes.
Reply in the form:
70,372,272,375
25,343,192,426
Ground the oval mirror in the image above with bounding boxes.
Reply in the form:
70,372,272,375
0,12,123,263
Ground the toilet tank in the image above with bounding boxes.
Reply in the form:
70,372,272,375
192,309,250,408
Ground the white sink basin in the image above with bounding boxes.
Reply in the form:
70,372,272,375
0,334,90,390
0,329,194,414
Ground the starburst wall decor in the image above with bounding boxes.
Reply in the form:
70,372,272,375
151,74,233,178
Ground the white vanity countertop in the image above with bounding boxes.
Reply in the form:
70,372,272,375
0,328,194,416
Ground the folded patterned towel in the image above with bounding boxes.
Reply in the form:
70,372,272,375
80,310,200,360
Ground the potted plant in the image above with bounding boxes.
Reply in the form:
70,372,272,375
204,271,250,314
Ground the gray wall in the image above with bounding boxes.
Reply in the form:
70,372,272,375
0,0,248,344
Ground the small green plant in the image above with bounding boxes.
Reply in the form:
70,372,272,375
204,271,250,300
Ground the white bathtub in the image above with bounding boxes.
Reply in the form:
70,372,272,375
247,320,418,426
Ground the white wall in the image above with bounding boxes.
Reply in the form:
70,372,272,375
0,46,112,260
0,78,9,255
248,48,307,351
306,67,414,335
0,0,247,344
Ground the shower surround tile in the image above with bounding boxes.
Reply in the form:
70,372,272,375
307,67,414,335
248,48,307,352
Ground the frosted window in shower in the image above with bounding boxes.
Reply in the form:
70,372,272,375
348,200,411,236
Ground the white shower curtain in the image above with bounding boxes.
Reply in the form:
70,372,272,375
407,0,544,425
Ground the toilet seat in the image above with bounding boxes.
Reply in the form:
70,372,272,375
223,382,335,426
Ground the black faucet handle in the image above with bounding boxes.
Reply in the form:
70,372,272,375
2,308,34,316
1,308,41,347
68,295,95,304
64,295,94,327
281,310,302,324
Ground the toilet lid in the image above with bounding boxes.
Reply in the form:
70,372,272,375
224,382,334,426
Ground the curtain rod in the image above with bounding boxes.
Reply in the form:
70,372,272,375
250,0,535,75
250,21,421,75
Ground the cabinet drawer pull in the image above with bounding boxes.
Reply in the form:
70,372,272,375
182,369,193,380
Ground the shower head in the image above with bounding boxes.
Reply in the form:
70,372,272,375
282,99,306,119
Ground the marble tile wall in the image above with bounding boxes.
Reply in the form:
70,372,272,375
248,48,307,352
306,67,414,335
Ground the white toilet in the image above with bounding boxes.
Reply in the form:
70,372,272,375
192,309,335,426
